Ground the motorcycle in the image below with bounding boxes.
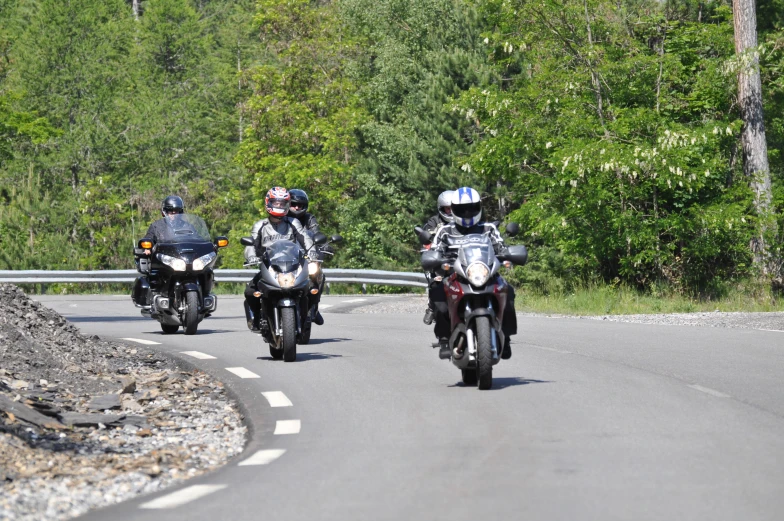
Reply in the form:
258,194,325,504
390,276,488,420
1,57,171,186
240,233,338,361
417,223,527,390
132,213,229,335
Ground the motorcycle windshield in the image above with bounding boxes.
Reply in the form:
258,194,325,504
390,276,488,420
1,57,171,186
459,241,495,267
267,240,302,273
162,214,212,243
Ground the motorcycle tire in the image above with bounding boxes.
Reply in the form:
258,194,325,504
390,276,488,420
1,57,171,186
269,343,283,360
182,291,200,335
160,323,179,334
475,316,493,390
281,307,297,362
461,369,477,386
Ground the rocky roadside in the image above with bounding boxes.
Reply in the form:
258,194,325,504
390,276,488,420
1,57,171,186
0,284,246,521
348,294,784,331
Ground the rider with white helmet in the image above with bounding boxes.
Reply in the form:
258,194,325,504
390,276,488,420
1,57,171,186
429,187,518,360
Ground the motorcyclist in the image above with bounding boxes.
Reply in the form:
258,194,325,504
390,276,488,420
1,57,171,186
430,187,517,360
142,195,187,244
243,187,318,333
421,190,454,325
287,189,325,326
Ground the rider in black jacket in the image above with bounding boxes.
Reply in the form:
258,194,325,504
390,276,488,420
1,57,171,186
421,190,454,325
288,189,325,326
430,188,517,360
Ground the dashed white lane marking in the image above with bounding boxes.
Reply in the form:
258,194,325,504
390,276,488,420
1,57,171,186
274,419,301,435
688,384,730,398
758,328,784,333
121,338,161,345
529,344,573,354
319,304,333,309
238,449,286,466
342,298,367,303
139,484,227,509
180,351,216,360
262,391,293,407
225,367,260,379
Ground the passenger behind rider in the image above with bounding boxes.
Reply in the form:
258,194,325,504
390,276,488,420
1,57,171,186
287,188,325,326
429,187,517,360
243,187,318,332
421,190,455,326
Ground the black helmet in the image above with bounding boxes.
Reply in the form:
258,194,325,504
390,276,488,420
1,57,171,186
161,195,185,217
288,189,309,217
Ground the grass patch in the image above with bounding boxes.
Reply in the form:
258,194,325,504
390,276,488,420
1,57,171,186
517,280,784,315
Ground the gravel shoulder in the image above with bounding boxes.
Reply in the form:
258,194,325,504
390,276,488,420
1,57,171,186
349,294,784,331
0,284,246,521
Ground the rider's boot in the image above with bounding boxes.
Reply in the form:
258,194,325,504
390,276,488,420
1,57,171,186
438,337,451,360
422,304,434,325
312,308,324,326
501,337,512,359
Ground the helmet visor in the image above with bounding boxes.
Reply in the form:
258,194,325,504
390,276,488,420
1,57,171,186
452,202,481,219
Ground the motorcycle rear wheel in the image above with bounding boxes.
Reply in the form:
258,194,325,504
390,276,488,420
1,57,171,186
281,307,297,362
461,369,477,386
182,291,200,335
160,323,179,334
269,343,283,360
475,316,493,390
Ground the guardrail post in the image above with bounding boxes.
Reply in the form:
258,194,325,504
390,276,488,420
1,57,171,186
325,283,330,295
361,284,367,294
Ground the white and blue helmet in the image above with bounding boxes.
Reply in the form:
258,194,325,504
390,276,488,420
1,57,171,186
451,187,482,227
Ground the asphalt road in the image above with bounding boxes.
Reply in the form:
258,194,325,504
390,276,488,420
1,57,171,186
33,294,784,521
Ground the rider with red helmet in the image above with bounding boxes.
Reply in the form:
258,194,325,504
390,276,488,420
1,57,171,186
243,187,318,332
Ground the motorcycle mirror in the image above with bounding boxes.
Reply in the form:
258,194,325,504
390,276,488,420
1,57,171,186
313,232,328,246
421,250,444,271
330,234,343,244
414,226,431,245
504,244,528,266
214,236,229,248
240,237,254,247
505,222,520,237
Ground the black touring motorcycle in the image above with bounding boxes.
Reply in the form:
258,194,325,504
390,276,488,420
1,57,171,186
418,223,527,390
241,232,341,362
132,214,229,335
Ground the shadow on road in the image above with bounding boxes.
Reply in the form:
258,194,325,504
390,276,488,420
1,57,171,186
147,329,234,335
256,352,343,362
449,377,550,390
305,337,351,345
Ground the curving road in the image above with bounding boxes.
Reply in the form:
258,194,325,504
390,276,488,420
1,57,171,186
33,294,784,521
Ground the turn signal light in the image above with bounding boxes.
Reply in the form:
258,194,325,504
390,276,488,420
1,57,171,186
216,238,229,248
310,288,319,295
441,263,451,271
253,291,262,297
139,240,153,249
503,260,512,269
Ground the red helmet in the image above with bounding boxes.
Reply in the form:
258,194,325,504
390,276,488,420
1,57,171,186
265,187,291,218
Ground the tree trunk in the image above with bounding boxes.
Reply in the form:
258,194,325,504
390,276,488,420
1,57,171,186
733,0,774,273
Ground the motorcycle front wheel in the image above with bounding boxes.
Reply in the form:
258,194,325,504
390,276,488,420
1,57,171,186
281,307,297,362
475,316,493,390
182,291,200,335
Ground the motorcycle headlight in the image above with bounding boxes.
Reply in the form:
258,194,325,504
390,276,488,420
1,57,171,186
277,272,296,288
192,251,216,271
158,253,186,271
308,262,321,276
466,262,490,287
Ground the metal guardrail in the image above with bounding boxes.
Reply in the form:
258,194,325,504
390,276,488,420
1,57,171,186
0,269,428,288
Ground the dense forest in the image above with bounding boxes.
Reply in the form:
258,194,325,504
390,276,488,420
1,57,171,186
1,0,783,296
